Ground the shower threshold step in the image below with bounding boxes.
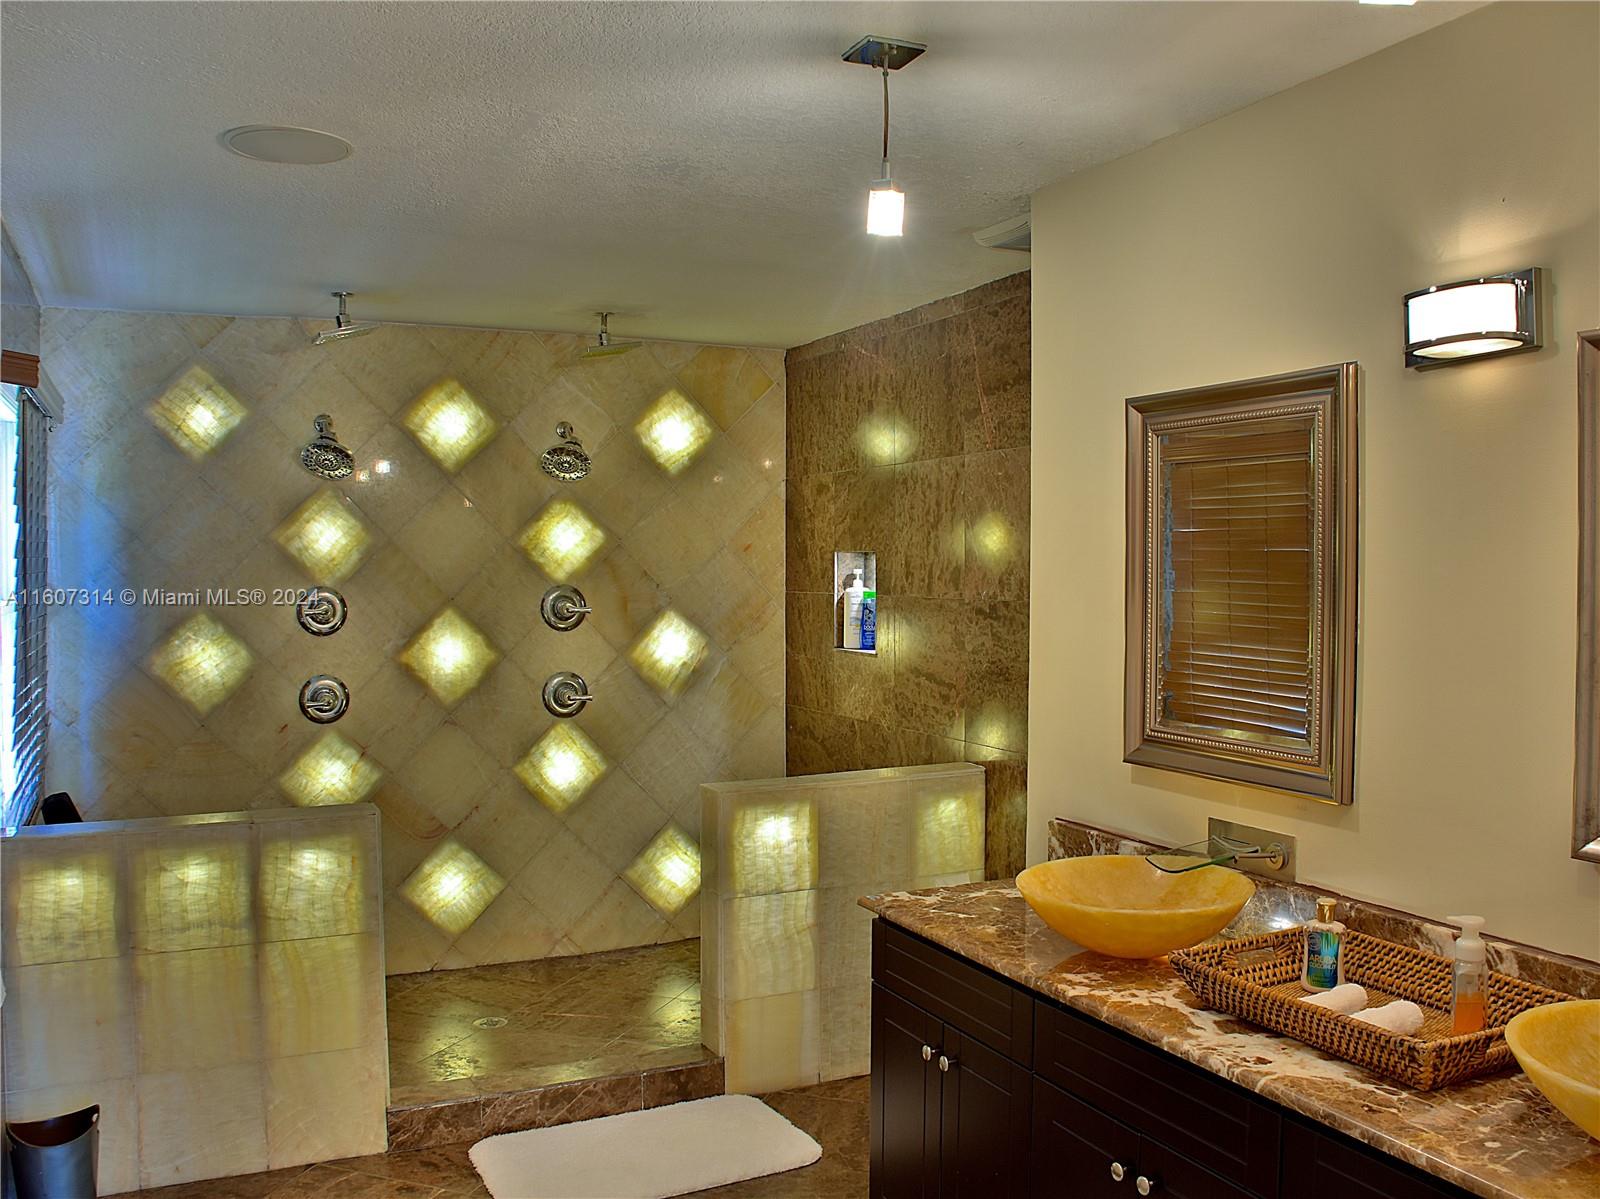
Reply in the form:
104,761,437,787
386,1055,726,1151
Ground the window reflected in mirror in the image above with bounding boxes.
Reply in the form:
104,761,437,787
1126,364,1358,804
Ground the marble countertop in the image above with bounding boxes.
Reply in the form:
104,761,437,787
861,881,1600,1199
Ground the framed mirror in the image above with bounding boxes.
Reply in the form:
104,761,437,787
1574,329,1599,862
1125,363,1359,805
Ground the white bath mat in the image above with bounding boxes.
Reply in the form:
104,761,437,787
468,1094,822,1199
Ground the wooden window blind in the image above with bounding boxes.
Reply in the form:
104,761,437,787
10,388,49,824
1158,422,1315,748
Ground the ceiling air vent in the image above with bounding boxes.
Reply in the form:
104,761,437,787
973,213,1031,253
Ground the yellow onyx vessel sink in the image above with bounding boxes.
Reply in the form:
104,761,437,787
1016,855,1255,959
1505,1000,1600,1140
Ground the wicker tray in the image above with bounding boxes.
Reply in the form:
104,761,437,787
1169,928,1571,1090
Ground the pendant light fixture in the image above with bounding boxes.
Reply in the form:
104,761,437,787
843,36,926,238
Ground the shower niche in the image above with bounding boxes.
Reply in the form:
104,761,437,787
833,551,877,654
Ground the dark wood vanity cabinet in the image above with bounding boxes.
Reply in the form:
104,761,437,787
871,920,1475,1199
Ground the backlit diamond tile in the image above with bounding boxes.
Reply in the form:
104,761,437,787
623,823,701,916
730,800,818,896
913,790,985,877
635,388,714,475
514,723,608,813
628,609,708,698
400,840,504,935
134,842,251,953
12,853,119,964
259,833,366,941
278,732,383,807
398,607,499,707
147,364,246,459
519,497,606,581
273,487,372,584
148,613,254,715
402,379,498,473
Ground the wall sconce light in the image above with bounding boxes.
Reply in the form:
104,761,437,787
1404,268,1542,368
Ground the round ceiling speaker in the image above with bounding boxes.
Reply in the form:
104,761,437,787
220,125,353,165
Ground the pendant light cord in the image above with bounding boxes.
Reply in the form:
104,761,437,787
881,63,891,174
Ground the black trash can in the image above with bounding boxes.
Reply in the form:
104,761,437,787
6,1106,99,1199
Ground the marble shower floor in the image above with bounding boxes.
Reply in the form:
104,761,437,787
128,1077,869,1199
386,939,711,1107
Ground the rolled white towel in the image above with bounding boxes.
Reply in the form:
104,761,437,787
1300,983,1368,1014
1349,1000,1425,1036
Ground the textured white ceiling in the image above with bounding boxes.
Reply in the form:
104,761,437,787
0,1,1473,348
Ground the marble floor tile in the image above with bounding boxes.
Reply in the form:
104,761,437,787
388,939,714,1105
125,1076,867,1199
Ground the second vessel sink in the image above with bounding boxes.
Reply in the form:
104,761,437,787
1016,855,1255,958
1505,999,1600,1140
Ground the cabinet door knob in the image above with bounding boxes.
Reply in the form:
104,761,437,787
1136,1176,1159,1196
1110,1161,1127,1182
921,1044,934,1062
937,1055,955,1073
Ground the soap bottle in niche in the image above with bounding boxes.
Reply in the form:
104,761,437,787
859,589,877,651
1448,915,1488,1034
1301,897,1345,992
843,575,866,649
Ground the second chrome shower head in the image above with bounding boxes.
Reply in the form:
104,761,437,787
300,414,355,480
541,422,591,481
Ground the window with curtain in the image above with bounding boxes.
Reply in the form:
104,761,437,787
1125,364,1358,806
2,381,48,825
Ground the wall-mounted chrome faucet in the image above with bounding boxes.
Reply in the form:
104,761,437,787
542,671,594,718
1147,819,1297,882
540,584,591,632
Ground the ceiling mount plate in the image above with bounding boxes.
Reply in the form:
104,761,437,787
842,36,927,70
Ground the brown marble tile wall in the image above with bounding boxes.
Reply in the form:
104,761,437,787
39,310,785,974
784,272,1030,879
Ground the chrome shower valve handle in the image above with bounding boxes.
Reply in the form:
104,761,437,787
296,587,347,636
542,671,594,718
299,674,349,723
540,584,591,632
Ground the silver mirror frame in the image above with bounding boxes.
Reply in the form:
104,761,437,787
1574,329,1600,862
1124,362,1359,806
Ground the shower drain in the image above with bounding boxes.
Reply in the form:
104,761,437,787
473,1016,509,1030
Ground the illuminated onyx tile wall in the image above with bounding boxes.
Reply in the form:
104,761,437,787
40,309,784,972
784,271,1030,879
0,806,386,1191
702,763,985,1093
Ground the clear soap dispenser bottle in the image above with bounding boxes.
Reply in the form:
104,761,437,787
1448,915,1488,1035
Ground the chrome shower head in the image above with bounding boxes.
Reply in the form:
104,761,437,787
580,312,641,360
300,414,355,480
541,422,591,481
313,291,378,345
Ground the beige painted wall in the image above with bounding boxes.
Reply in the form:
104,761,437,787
1029,2,1600,959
